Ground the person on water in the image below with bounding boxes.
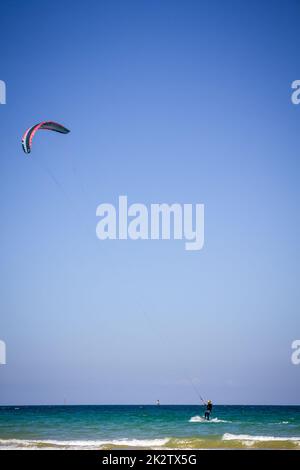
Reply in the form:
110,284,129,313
204,400,213,420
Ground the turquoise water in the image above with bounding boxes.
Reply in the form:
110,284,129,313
0,405,300,449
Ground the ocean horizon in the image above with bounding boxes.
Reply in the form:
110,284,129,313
1,405,300,450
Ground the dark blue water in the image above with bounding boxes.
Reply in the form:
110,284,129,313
0,405,300,449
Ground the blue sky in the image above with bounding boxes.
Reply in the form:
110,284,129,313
0,0,299,404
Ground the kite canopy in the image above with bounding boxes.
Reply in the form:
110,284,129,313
22,121,70,154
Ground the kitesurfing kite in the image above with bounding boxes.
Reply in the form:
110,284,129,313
22,121,70,154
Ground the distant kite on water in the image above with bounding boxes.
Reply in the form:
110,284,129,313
22,121,70,154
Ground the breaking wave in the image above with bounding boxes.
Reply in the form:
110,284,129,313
0,438,169,450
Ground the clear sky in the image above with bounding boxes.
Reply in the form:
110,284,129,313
0,0,299,405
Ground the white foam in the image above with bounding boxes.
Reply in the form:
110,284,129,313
222,433,300,442
189,416,229,423
0,437,169,450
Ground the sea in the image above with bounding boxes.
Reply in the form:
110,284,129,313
0,405,300,450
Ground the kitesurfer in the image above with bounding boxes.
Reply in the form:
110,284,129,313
204,400,213,420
